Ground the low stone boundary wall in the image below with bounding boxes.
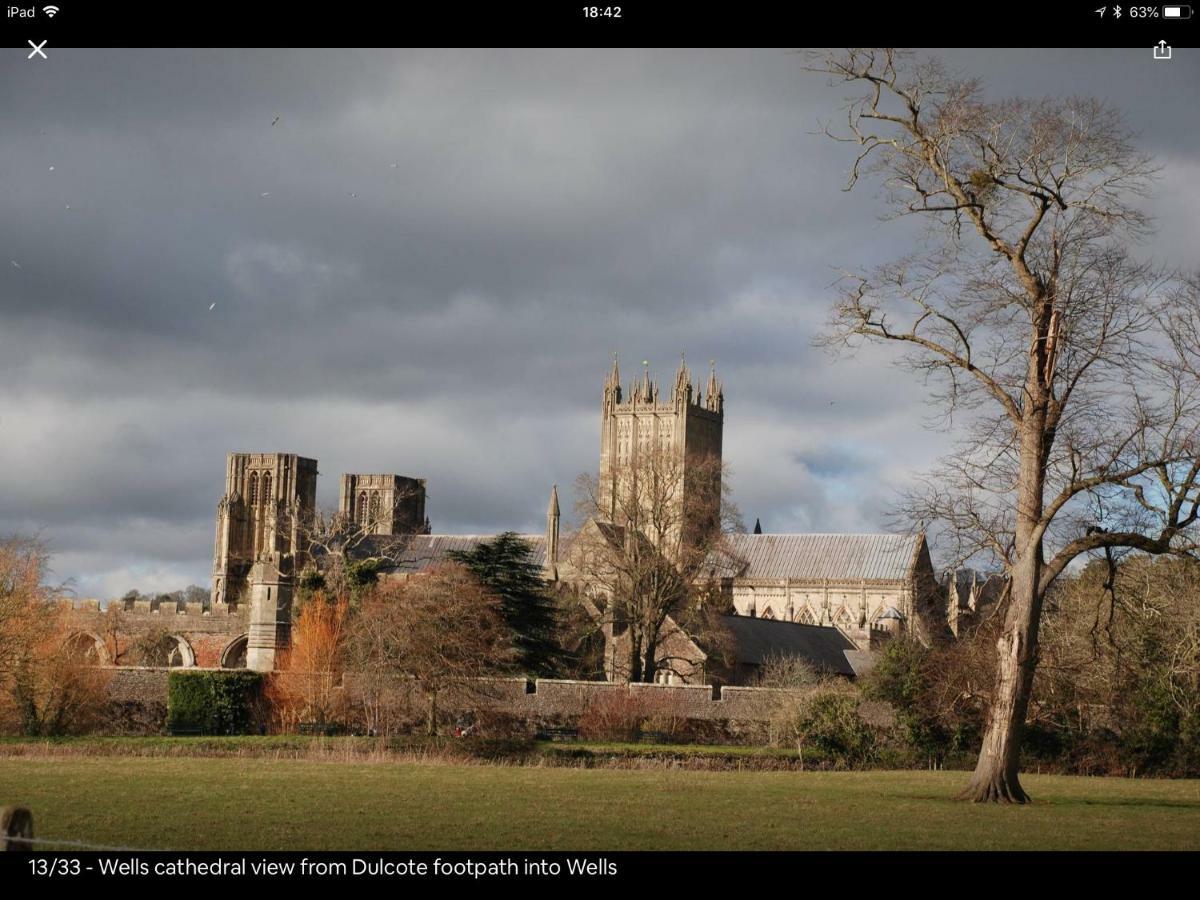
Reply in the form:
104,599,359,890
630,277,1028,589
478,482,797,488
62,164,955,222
98,669,820,735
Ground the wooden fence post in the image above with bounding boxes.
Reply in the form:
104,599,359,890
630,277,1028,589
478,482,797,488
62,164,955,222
1,805,34,851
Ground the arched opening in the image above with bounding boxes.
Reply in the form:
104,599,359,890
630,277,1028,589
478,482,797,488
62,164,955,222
63,632,109,664
127,632,195,667
165,635,195,668
221,634,249,669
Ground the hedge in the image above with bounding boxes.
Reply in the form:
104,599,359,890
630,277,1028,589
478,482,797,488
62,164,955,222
167,671,264,735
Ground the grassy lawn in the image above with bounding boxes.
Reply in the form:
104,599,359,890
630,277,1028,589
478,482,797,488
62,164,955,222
1,755,1198,851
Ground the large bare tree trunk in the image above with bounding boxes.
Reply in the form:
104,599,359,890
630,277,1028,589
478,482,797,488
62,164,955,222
960,556,1040,802
961,371,1049,803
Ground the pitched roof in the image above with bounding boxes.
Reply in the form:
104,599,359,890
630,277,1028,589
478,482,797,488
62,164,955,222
720,615,858,677
717,533,922,582
374,534,546,574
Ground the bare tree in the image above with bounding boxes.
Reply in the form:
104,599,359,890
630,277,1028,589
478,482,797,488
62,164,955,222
1038,556,1200,750
568,448,741,683
296,484,432,602
345,564,514,736
811,48,1200,801
756,651,821,689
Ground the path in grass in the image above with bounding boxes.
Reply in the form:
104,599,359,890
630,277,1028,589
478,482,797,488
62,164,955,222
1,756,1197,851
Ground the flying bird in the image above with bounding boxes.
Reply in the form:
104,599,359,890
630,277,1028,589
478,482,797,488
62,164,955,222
271,116,280,126
209,302,216,311
260,192,270,197
10,260,20,269
48,165,55,172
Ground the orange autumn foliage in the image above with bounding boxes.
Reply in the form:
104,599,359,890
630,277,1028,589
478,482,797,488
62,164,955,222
265,592,349,732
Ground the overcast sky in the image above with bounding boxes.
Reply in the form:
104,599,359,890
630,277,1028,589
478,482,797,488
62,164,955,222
1,48,1196,598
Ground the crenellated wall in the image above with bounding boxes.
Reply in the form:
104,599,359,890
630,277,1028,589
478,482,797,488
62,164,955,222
59,598,249,669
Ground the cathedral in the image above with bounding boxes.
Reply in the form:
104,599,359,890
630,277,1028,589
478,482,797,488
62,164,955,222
208,358,943,678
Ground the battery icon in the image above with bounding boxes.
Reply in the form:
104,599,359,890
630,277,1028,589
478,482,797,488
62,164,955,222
1164,4,1192,16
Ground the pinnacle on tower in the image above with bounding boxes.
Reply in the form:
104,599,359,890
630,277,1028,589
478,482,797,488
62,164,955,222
604,353,622,402
546,483,561,582
674,352,693,404
706,360,724,413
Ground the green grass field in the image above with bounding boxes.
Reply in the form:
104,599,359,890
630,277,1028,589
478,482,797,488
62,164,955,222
2,755,1199,850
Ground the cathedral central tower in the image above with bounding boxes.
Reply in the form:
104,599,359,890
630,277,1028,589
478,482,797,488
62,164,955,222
598,355,723,552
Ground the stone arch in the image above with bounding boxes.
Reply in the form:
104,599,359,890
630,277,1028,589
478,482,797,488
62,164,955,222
165,635,196,668
63,631,109,664
221,634,249,669
760,606,775,620
834,606,853,628
796,606,816,625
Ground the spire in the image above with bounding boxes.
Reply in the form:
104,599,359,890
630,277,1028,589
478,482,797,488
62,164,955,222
604,353,622,404
673,352,693,404
545,484,560,582
753,517,762,535
706,360,724,413
639,359,654,403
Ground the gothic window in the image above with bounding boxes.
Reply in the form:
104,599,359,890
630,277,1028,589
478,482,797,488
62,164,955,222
358,491,369,525
761,606,775,620
369,492,381,525
261,472,271,502
248,472,258,505
797,606,816,625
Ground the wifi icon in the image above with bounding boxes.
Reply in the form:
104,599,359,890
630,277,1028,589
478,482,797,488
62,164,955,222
43,5,60,16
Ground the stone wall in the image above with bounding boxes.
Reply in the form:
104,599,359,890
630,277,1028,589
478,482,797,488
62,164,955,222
291,675,824,735
99,666,173,734
95,670,826,737
60,598,248,669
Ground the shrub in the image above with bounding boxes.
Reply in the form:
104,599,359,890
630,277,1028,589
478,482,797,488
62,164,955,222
577,691,646,742
793,689,877,767
167,670,264,735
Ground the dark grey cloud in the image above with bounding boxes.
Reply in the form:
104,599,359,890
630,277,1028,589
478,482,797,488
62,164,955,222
1,47,1196,596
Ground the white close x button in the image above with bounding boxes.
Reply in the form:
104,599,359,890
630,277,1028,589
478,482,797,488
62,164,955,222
27,40,48,60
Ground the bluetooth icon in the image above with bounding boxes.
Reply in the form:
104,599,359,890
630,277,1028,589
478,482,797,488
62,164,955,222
1114,5,1122,16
